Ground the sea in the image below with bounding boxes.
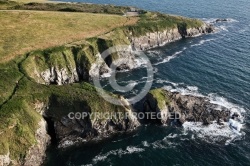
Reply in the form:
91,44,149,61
45,0,250,165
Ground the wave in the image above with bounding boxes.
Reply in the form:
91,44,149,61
190,38,216,47
92,146,144,164
146,50,161,57
134,56,148,68
218,25,229,32
183,121,245,145
201,18,239,24
160,81,246,144
142,141,150,147
154,47,187,66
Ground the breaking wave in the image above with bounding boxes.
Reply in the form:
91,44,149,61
153,47,187,65
160,81,246,144
190,38,216,47
92,146,144,164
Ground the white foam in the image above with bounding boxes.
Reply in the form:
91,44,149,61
160,82,246,144
163,85,204,97
164,133,178,139
190,38,215,47
134,56,148,68
183,121,244,144
147,50,161,57
208,93,246,122
92,146,144,164
101,72,111,78
156,79,181,87
201,18,239,24
229,119,243,132
126,146,144,153
154,47,187,66
218,25,229,32
142,141,150,147
226,18,239,23
187,86,199,91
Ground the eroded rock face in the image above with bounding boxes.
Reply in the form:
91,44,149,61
89,46,137,78
54,108,140,148
141,89,231,125
22,102,51,166
131,24,214,51
26,23,214,84
0,152,10,166
40,67,79,85
41,96,140,148
0,102,51,166
24,119,50,166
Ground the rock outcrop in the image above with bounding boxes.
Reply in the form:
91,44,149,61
131,23,214,51
40,67,79,85
24,119,50,166
23,102,50,166
0,152,10,166
139,89,231,125
42,96,140,148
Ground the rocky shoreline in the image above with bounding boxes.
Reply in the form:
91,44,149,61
28,23,214,165
0,9,219,165
30,23,214,85
131,23,213,51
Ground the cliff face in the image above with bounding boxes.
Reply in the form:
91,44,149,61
131,23,213,51
24,119,50,166
42,96,140,148
22,23,214,85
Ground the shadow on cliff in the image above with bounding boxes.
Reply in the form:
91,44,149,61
44,94,97,146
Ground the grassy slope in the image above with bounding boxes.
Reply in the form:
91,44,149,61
125,12,203,37
149,89,170,110
0,10,138,63
0,0,205,162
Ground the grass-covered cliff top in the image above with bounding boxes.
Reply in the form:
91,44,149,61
149,88,170,110
0,0,205,163
0,10,138,63
0,0,204,63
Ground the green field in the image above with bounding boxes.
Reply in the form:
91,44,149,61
0,10,138,63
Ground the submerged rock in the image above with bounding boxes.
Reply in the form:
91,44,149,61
215,18,229,23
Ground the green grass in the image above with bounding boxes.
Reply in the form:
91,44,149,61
0,0,18,9
0,10,138,63
0,97,41,159
125,12,204,36
149,88,170,110
12,2,130,15
0,73,127,158
0,60,23,105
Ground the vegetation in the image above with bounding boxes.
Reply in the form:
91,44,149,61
0,0,205,163
149,88,170,110
0,59,126,159
125,12,203,36
0,10,138,63
12,2,130,15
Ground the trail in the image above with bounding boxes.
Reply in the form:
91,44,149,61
0,54,30,110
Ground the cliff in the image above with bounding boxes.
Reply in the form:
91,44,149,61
0,6,215,166
138,88,231,125
22,16,213,85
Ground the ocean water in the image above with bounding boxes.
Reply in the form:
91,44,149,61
45,0,250,165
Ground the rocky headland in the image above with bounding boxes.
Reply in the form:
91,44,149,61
0,2,220,166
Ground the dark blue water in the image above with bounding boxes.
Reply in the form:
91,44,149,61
46,0,250,165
